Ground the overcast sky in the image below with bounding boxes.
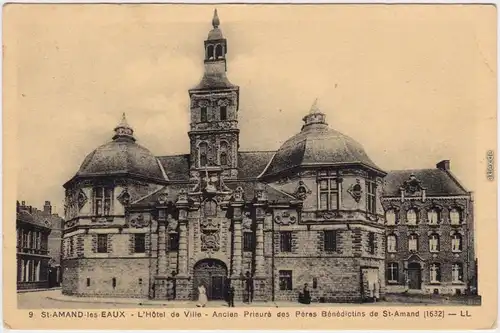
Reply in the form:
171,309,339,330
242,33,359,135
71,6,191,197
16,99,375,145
8,5,495,216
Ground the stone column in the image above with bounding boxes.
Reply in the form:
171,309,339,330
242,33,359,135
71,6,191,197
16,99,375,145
230,204,243,278
157,221,167,276
255,218,265,277
177,221,188,277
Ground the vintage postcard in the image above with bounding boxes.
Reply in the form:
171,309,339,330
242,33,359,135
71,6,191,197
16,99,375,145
3,3,497,330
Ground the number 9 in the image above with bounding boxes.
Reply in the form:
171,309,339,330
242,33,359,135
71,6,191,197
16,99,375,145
29,311,34,318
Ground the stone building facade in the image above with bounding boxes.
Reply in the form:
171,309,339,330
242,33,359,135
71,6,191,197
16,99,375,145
61,10,476,302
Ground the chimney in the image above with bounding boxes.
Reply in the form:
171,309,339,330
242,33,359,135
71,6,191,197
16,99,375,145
21,201,26,207
436,160,450,171
44,201,52,215
16,201,20,212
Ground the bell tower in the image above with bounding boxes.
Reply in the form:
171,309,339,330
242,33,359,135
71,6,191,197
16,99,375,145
188,9,240,180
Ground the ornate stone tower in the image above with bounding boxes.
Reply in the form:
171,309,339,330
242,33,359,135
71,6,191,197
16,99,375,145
188,9,240,181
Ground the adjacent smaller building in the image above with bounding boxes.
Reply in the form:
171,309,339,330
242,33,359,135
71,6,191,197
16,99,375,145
16,201,64,290
381,160,475,295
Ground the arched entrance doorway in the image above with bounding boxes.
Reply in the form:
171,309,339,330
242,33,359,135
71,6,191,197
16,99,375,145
192,259,228,301
407,262,422,290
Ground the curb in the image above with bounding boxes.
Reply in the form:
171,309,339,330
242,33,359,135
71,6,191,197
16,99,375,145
17,287,62,294
46,296,182,306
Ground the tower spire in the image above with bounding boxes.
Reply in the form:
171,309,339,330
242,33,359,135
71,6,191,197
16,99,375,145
113,113,136,142
212,8,220,29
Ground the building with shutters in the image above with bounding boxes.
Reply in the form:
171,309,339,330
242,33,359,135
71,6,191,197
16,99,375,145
17,200,64,290
60,10,477,302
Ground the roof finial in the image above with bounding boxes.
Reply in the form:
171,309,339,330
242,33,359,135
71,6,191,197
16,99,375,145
212,8,220,29
309,98,321,114
113,113,136,142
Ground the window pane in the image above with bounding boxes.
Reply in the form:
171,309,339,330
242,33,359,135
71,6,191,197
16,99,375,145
324,230,336,251
386,210,396,225
407,210,417,225
329,194,338,210
319,193,328,210
329,179,338,189
220,106,227,120
428,210,439,224
450,209,461,225
319,180,328,190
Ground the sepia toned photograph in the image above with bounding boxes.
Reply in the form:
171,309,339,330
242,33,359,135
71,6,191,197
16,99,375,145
3,3,497,330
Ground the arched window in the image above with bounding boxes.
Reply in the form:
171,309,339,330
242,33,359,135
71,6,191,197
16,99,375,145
430,263,441,283
429,234,440,252
387,234,397,253
450,208,462,225
452,263,463,282
219,142,228,166
215,44,223,59
406,209,417,225
386,209,396,225
206,45,214,60
203,200,217,217
199,142,208,167
408,234,418,251
427,208,440,225
452,233,462,252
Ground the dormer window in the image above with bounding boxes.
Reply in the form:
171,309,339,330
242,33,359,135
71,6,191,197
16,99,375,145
93,187,113,216
406,209,418,225
450,208,462,225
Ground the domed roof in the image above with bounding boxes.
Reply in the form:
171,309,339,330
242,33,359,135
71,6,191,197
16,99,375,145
75,114,166,183
262,100,385,177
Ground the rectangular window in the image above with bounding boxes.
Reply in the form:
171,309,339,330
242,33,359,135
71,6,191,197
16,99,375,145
134,234,146,253
387,263,399,283
323,230,337,252
97,234,108,253
243,232,255,252
86,278,91,287
200,107,208,122
317,172,339,211
368,232,376,254
169,233,179,251
366,179,377,214
452,263,463,282
430,263,441,283
93,187,113,216
280,231,292,252
279,270,293,291
69,237,74,256
220,106,227,120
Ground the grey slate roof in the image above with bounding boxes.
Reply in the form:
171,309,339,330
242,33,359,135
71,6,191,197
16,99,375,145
190,72,238,91
263,124,384,177
76,139,166,182
383,169,468,197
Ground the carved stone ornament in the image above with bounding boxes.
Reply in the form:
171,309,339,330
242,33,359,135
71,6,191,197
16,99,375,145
66,219,77,228
294,181,311,200
217,98,231,107
242,218,253,230
201,218,220,231
254,183,267,201
77,190,88,210
347,179,363,203
177,189,188,203
274,211,297,225
158,192,169,205
201,232,220,252
318,211,342,220
232,186,245,202
400,174,425,195
117,189,131,206
130,214,149,228
167,215,179,232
